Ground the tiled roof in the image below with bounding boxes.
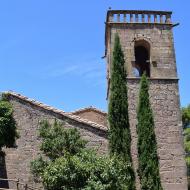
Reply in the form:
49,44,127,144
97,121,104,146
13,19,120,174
71,106,107,116
4,91,107,131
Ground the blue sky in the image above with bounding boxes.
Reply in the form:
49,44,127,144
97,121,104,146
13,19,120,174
0,0,189,111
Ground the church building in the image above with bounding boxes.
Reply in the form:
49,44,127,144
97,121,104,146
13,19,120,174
0,10,188,190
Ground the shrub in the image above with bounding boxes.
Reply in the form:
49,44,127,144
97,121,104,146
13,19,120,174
31,120,134,190
39,120,86,160
0,97,18,150
182,105,190,129
184,128,190,179
41,152,134,190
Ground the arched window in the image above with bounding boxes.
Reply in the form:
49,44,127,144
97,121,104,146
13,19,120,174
133,40,150,77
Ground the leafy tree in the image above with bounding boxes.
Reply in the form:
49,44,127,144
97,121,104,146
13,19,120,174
184,128,190,188
31,120,134,190
108,34,132,162
42,151,133,190
184,128,190,162
30,156,48,180
182,105,190,129
137,74,163,190
39,120,86,160
0,97,18,150
182,105,190,188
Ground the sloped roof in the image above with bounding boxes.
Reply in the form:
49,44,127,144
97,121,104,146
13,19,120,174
71,106,107,116
4,91,107,131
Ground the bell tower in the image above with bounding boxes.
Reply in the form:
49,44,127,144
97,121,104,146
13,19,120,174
105,10,188,190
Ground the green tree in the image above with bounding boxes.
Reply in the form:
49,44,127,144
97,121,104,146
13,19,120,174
39,120,86,160
31,120,134,190
182,104,190,188
108,34,135,190
184,128,190,167
137,74,163,190
182,105,190,129
0,96,18,150
184,127,190,188
108,34,132,162
41,152,134,190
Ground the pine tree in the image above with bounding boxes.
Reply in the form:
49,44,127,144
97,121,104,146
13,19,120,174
108,34,132,162
137,74,163,190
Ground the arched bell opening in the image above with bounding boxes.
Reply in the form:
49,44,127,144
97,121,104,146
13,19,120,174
133,40,150,77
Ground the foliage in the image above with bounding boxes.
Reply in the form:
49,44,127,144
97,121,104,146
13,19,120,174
30,156,49,180
182,105,190,128
137,74,163,190
108,34,132,162
182,105,190,188
0,96,18,150
107,34,135,190
184,128,190,153
39,120,86,160
184,127,190,189
184,128,190,179
31,120,135,190
42,151,134,190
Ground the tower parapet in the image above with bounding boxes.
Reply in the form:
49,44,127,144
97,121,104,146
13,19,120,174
107,10,172,24
105,10,178,81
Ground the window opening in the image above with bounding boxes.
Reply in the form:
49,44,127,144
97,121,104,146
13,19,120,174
134,41,150,77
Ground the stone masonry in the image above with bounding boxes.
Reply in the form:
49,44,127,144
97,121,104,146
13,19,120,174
0,92,108,189
105,10,188,190
71,107,108,127
128,79,187,190
0,9,188,190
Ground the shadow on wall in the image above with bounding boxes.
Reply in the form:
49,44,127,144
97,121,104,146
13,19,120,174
0,151,9,189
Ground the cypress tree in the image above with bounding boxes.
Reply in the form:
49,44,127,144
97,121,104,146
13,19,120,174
137,74,163,190
108,34,132,162
108,33,135,190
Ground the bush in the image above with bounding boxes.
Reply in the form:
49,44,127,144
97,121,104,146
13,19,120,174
0,98,18,150
184,128,190,180
40,151,134,190
182,105,190,188
31,120,134,190
30,156,48,180
182,105,190,128
39,120,86,160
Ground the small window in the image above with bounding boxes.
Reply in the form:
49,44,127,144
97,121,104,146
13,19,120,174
134,40,150,77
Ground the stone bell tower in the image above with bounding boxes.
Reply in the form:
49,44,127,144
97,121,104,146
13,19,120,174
105,10,188,190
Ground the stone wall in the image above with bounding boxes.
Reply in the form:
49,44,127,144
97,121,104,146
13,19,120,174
107,24,177,79
128,78,187,190
0,82,187,190
72,108,108,127
105,11,188,189
0,94,108,189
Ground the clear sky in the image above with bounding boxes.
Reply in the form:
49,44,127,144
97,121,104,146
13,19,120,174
0,0,189,112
